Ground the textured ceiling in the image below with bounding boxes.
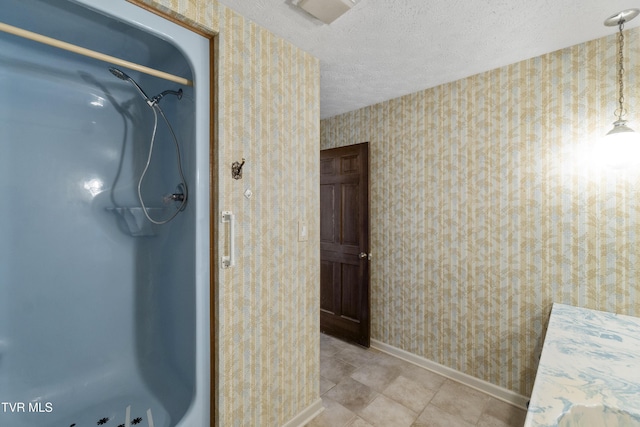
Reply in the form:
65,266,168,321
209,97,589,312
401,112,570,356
218,0,640,119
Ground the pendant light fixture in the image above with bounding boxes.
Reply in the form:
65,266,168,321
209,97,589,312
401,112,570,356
600,9,640,168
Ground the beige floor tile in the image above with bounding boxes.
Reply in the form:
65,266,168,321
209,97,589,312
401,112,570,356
320,333,333,344
351,361,402,392
317,334,527,427
336,344,378,367
412,403,475,427
397,363,447,391
382,375,436,413
324,334,356,351
321,356,358,384
477,398,527,427
429,380,491,425
347,416,375,427
325,377,379,413
371,350,409,369
319,376,336,395
359,395,417,427
476,414,513,427
306,396,356,427
320,335,346,358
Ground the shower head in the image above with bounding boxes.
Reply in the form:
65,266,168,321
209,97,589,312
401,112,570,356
109,67,129,80
108,67,153,106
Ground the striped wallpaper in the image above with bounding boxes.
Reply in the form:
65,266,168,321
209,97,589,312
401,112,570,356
131,1,321,426
321,28,640,397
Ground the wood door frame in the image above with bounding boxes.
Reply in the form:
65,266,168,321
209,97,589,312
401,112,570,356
320,142,371,347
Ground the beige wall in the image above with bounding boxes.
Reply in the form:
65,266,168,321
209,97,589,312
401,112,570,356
133,1,320,425
321,28,640,397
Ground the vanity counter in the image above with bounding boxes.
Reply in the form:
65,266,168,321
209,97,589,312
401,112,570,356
524,303,640,426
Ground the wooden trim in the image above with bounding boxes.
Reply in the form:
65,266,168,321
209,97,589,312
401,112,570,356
209,34,219,427
125,1,217,425
126,0,216,38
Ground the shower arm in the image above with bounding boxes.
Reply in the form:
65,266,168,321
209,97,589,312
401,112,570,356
150,88,183,106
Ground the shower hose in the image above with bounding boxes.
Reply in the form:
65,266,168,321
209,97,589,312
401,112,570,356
137,102,188,225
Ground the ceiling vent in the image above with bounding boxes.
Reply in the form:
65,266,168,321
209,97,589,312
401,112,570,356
295,0,356,24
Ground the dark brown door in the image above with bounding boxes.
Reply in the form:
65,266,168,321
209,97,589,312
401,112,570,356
320,142,370,347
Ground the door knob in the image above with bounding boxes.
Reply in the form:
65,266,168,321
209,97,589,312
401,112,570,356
359,252,368,259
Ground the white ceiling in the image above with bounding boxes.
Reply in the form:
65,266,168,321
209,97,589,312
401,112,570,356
218,0,640,119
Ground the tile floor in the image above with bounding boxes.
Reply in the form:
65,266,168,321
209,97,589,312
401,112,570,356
307,334,527,427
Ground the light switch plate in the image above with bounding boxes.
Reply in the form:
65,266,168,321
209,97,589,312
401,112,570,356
298,220,308,241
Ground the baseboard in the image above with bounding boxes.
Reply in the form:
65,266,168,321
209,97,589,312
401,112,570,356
282,397,324,427
371,339,529,410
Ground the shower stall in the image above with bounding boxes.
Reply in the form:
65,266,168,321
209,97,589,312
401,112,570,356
0,0,210,426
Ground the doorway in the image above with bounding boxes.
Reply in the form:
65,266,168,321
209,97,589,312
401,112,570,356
320,142,370,347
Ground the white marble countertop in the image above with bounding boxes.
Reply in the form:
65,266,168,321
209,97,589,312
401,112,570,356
524,303,640,427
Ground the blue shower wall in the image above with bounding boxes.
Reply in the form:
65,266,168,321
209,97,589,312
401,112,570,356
0,0,198,424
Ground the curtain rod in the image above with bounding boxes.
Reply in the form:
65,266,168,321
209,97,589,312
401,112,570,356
0,22,193,87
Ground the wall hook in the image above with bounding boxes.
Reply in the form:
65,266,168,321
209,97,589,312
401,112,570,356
232,158,245,180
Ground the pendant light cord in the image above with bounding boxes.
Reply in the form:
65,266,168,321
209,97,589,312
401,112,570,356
615,20,626,121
